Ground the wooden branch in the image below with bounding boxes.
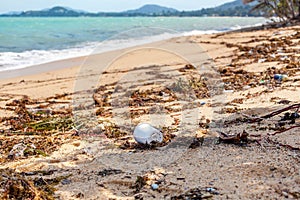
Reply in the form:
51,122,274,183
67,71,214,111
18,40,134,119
265,137,300,151
268,125,300,136
248,103,300,123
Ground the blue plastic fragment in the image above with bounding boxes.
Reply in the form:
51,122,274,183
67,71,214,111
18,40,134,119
151,183,159,190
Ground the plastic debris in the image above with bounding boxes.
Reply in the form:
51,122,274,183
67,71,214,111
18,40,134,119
133,123,163,144
274,74,288,81
206,187,219,195
224,90,234,93
151,183,159,190
8,143,27,159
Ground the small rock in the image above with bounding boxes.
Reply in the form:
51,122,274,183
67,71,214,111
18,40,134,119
75,192,84,198
61,179,71,185
134,193,144,200
202,193,213,198
206,187,216,192
243,85,251,90
206,187,219,195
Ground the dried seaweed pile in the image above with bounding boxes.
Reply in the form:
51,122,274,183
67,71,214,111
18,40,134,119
177,64,212,99
129,87,179,119
98,120,129,139
226,30,300,66
0,168,46,200
2,95,74,133
0,168,72,200
219,65,297,91
93,85,113,118
218,30,300,90
0,96,76,163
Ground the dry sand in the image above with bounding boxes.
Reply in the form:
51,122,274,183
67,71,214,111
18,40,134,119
0,25,300,199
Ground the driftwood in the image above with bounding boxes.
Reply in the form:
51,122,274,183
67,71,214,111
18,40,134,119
249,103,300,123
218,104,300,151
268,125,300,136
265,137,300,151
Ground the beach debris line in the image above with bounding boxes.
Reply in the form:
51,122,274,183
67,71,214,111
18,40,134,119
133,123,163,145
217,31,299,92
218,66,295,92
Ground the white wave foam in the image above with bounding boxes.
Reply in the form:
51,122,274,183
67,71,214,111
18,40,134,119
0,32,181,72
228,22,267,31
0,46,95,71
182,30,222,36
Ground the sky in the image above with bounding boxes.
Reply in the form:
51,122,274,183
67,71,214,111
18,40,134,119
0,0,235,14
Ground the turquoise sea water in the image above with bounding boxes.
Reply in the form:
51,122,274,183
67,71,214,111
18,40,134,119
0,17,267,71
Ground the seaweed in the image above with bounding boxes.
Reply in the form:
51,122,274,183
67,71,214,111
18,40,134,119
27,116,74,133
0,168,70,200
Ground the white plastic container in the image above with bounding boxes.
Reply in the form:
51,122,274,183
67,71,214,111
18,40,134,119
133,123,163,144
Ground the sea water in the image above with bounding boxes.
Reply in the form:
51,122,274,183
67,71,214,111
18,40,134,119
0,17,267,71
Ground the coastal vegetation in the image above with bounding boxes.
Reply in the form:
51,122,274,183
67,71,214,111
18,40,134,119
243,0,300,22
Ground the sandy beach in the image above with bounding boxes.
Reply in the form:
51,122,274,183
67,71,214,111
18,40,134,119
0,24,300,199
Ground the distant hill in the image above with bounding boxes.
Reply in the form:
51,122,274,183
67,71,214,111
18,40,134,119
178,0,261,17
215,0,244,10
8,6,85,17
0,1,263,17
215,0,257,10
125,4,178,15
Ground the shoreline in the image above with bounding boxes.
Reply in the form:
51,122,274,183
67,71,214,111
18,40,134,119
0,16,267,75
0,32,215,81
0,38,184,80
0,36,211,99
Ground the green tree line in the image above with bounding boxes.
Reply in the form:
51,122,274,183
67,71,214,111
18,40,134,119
243,0,300,21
